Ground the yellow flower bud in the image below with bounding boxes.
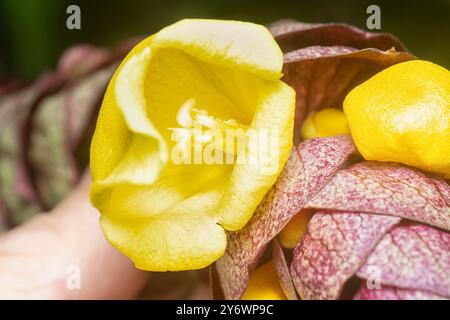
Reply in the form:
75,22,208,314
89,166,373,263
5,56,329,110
242,260,287,300
278,209,315,249
301,108,350,140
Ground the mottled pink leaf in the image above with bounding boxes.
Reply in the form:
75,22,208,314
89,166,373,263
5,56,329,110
273,239,297,300
58,44,111,79
290,211,400,300
354,281,448,300
57,39,141,80
357,224,450,298
306,162,450,231
0,39,138,226
282,46,414,143
0,73,61,224
215,135,355,299
269,21,407,53
28,64,118,208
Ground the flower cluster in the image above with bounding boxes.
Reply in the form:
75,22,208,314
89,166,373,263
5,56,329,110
213,21,450,300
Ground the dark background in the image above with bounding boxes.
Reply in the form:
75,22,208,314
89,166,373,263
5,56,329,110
1,0,449,80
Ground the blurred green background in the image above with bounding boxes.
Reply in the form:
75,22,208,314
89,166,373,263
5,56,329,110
1,0,449,79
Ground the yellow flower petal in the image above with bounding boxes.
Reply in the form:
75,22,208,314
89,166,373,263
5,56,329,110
90,36,168,195
101,187,227,271
154,19,283,81
219,81,294,230
90,19,295,271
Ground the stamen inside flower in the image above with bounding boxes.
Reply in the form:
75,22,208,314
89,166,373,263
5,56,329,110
171,98,248,158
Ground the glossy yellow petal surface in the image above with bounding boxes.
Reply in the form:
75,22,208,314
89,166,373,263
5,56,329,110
90,19,295,271
344,60,450,178
241,260,287,300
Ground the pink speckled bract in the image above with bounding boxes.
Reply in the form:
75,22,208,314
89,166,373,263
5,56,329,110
306,162,450,231
357,224,450,298
273,239,297,300
290,211,400,299
354,282,447,300
212,20,449,301
215,136,355,299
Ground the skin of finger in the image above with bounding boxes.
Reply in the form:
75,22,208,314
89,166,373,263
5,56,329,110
0,176,149,299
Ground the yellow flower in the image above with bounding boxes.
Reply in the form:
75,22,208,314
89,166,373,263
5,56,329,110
90,19,295,271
